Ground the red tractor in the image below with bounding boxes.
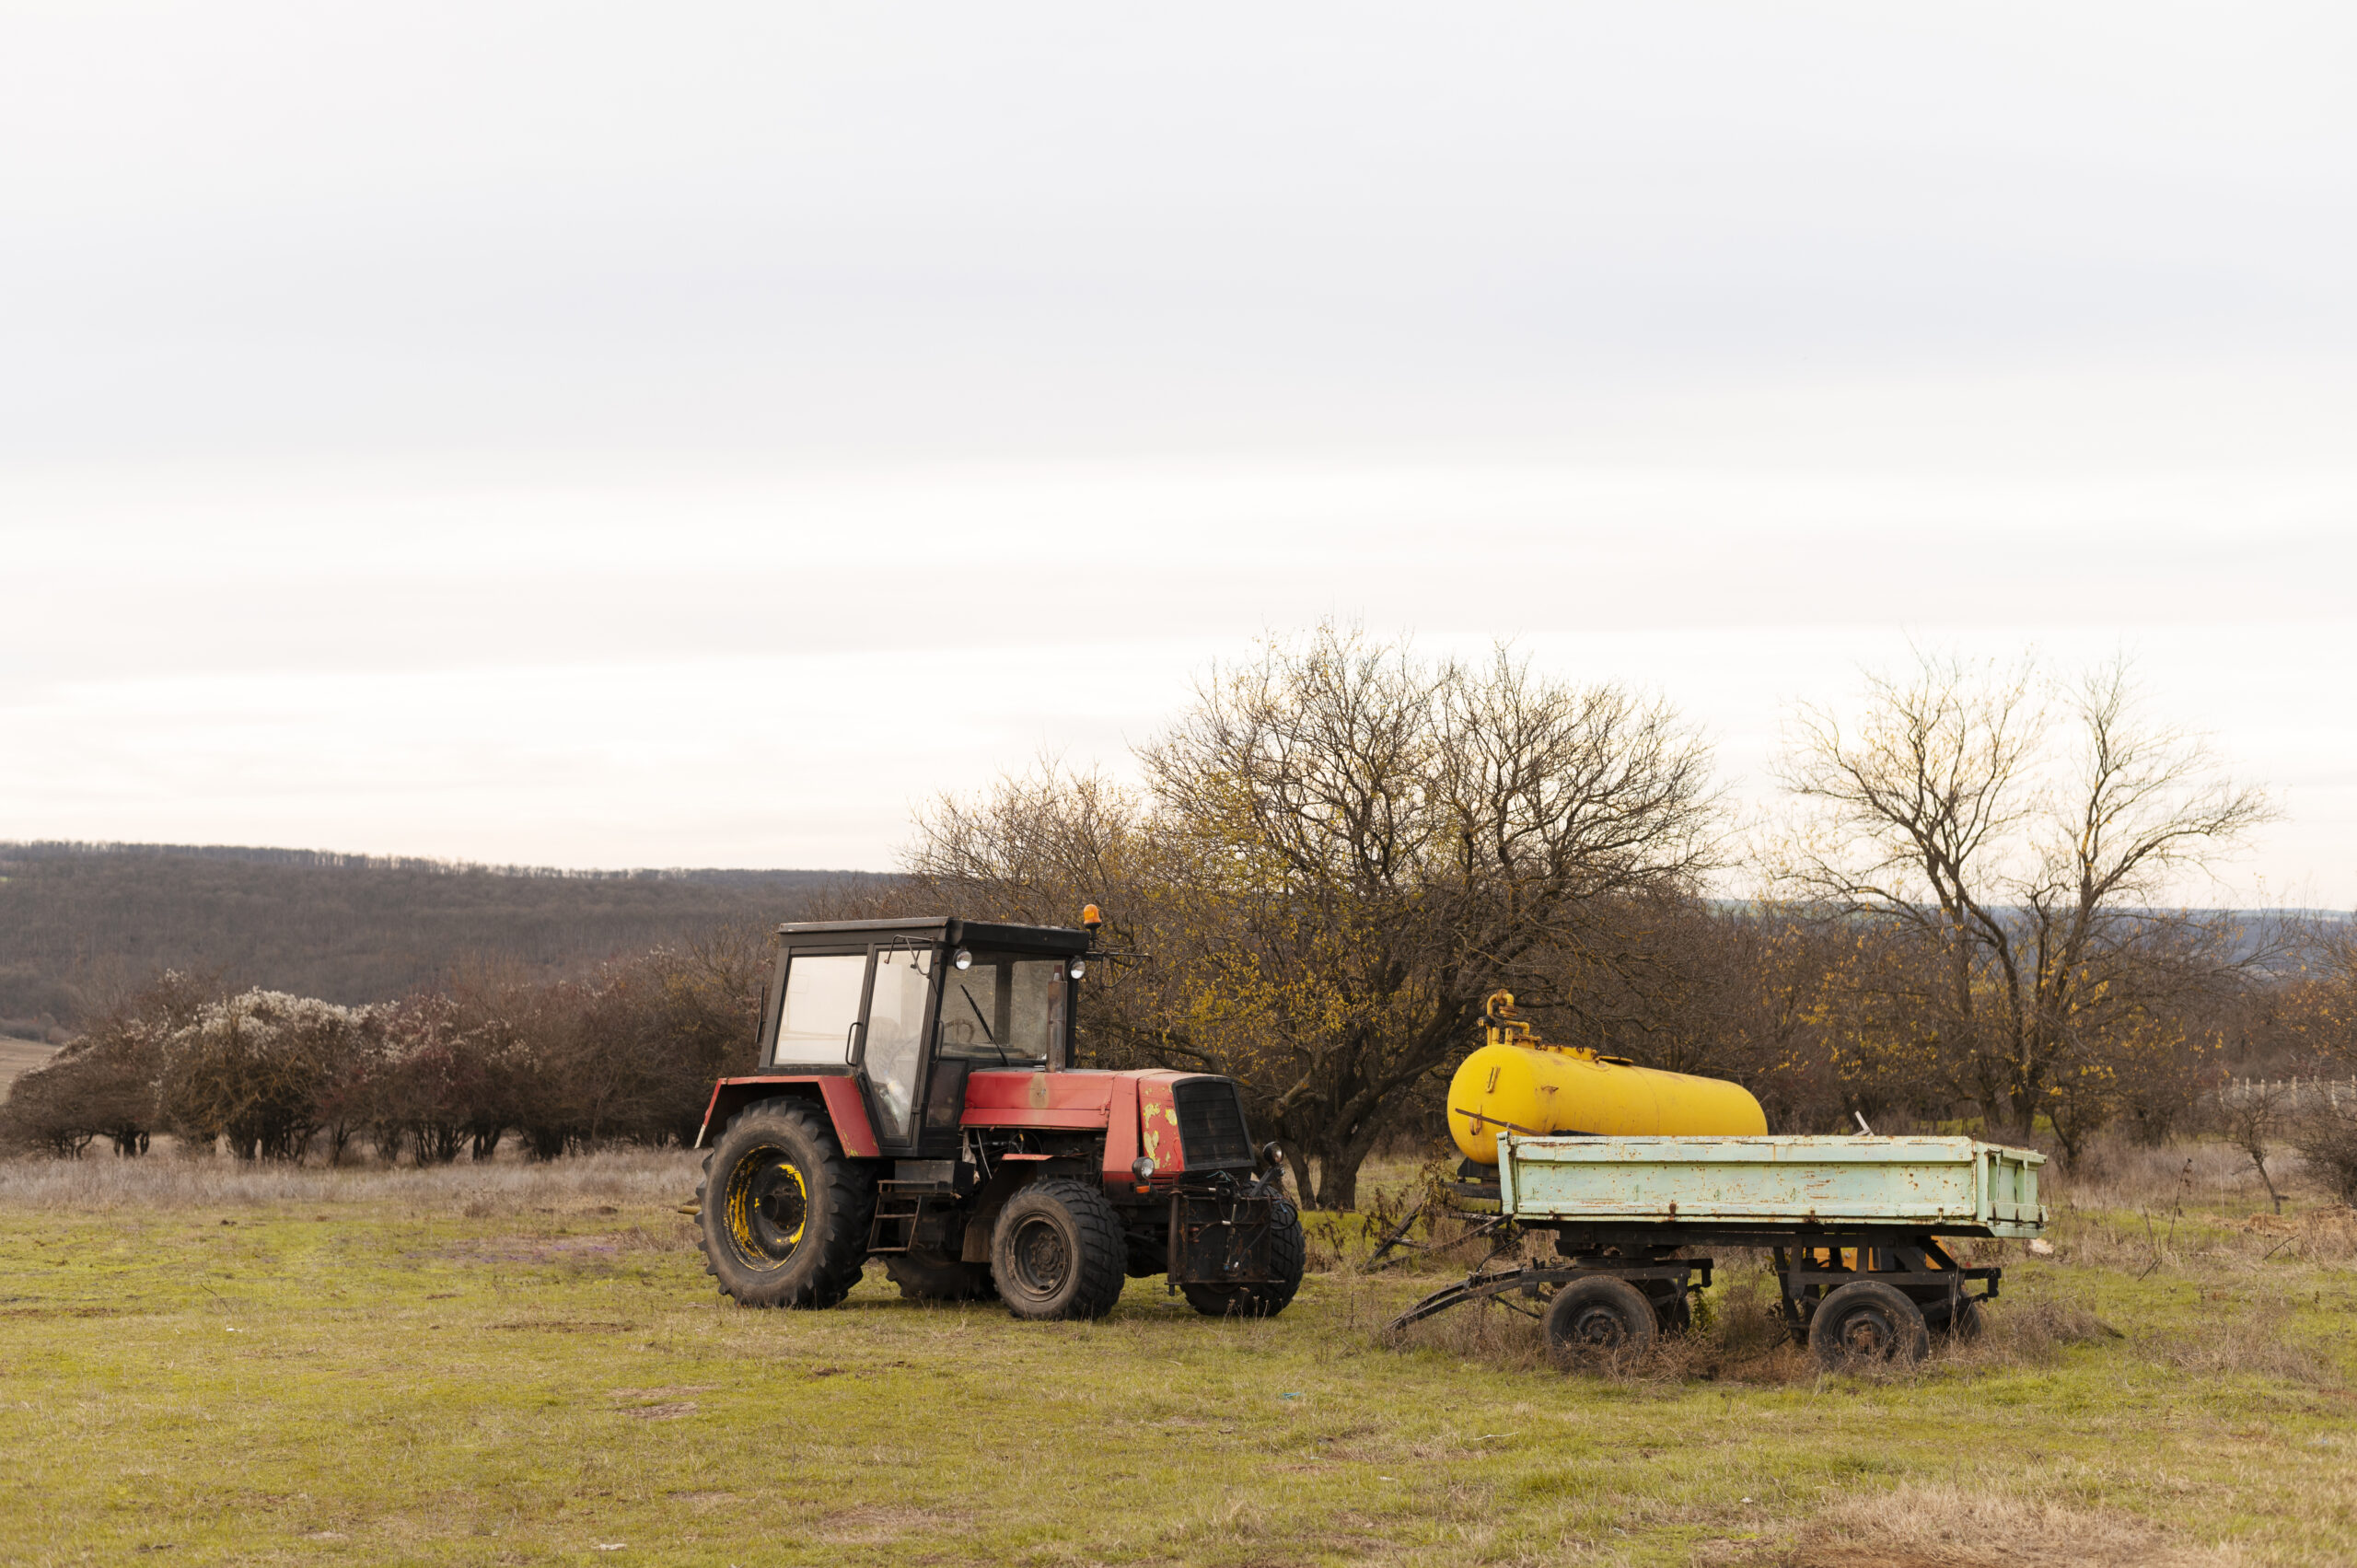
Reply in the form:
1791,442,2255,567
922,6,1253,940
692,913,1306,1320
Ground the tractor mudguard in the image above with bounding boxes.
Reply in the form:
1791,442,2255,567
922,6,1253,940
695,1075,879,1158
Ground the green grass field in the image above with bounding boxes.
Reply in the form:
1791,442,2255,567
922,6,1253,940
1,1149,2351,1567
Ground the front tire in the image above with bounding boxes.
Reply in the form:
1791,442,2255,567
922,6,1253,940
991,1179,1126,1321
696,1101,876,1309
1179,1198,1306,1318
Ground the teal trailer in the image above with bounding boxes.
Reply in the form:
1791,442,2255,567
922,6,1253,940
1500,1133,2047,1237
1393,1132,2049,1370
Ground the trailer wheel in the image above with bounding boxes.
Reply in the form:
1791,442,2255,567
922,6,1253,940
1544,1277,1657,1366
992,1179,1126,1321
1808,1280,1930,1368
883,1249,998,1302
1180,1198,1306,1318
696,1100,876,1309
1931,1295,1983,1343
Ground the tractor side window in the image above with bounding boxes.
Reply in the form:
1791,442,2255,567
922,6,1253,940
863,946,933,1138
773,952,867,1065
938,955,1068,1065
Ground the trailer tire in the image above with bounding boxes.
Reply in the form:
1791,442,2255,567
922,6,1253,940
1179,1198,1306,1318
992,1179,1126,1321
1931,1295,1983,1343
883,1249,998,1302
696,1100,876,1309
1809,1280,1930,1368
1544,1277,1657,1366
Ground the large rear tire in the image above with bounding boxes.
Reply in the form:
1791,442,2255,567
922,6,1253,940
1179,1197,1306,1318
696,1100,876,1309
1808,1280,1931,1368
991,1178,1126,1321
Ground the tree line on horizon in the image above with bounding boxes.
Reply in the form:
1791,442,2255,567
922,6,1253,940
0,931,772,1164
6,626,2356,1203
0,843,884,1030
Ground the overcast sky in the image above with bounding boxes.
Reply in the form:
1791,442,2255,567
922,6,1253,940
4,4,2353,902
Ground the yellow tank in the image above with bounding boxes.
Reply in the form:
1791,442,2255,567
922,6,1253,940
1447,993,1767,1166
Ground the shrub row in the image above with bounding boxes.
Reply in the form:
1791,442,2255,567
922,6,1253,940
0,933,766,1163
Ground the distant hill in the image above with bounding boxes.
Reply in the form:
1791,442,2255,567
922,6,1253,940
0,842,897,1027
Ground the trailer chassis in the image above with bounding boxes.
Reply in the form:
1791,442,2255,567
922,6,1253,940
1388,1221,2002,1355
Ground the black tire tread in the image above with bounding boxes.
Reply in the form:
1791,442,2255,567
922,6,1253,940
994,1177,1126,1321
1933,1294,1983,1342
1544,1275,1659,1366
694,1100,876,1309
1807,1279,1931,1368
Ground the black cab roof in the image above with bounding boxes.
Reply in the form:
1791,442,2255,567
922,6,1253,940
772,915,1090,956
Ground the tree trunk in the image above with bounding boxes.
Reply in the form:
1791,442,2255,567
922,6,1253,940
1308,1123,1389,1210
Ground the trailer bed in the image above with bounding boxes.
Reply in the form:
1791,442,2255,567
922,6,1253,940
1498,1132,2046,1237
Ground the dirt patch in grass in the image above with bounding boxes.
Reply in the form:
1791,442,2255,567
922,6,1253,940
484,1318,633,1332
815,1505,973,1545
439,1227,676,1267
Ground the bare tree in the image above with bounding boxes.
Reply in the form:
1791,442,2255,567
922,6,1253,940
913,625,1718,1208
2220,1078,2295,1213
1776,651,2273,1158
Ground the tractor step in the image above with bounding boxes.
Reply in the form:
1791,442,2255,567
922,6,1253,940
868,1186,962,1254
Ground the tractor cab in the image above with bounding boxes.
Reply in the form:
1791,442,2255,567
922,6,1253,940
749,916,1089,1159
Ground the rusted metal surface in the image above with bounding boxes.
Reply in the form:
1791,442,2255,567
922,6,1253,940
1498,1133,2046,1238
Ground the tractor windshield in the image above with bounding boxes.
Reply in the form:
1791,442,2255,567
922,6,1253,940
937,953,1069,1065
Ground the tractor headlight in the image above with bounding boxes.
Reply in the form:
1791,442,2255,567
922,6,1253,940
952,947,972,971
1067,958,1086,980
1132,1156,1156,1181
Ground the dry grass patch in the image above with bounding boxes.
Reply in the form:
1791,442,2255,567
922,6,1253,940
0,1144,700,1212
2139,1295,2336,1385
1750,1481,2249,1567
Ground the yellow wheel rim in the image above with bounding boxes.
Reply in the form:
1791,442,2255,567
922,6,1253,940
723,1144,810,1272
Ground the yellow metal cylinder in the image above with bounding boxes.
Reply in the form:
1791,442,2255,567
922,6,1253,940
1446,1040,1768,1165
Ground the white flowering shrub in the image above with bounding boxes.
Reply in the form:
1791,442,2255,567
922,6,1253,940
159,989,382,1161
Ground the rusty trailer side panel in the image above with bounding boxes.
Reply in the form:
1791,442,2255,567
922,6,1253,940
1498,1133,2047,1238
